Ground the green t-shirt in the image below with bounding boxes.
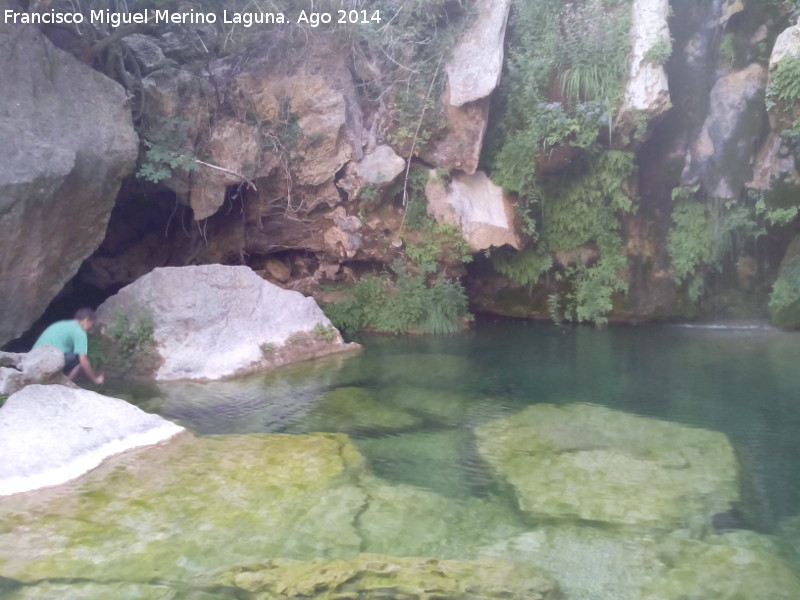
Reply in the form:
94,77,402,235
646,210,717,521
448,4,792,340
33,319,88,355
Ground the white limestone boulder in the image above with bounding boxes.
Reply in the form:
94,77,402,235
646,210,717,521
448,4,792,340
445,0,511,107
422,0,511,174
425,170,520,251
336,145,406,200
0,384,184,496
618,0,671,121
96,265,358,381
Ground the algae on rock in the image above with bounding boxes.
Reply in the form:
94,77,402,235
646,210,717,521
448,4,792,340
201,553,561,600
0,433,368,583
295,386,421,435
357,478,527,559
482,525,800,600
474,403,740,531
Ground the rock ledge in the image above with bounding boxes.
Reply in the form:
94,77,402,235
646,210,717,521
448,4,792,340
0,384,184,496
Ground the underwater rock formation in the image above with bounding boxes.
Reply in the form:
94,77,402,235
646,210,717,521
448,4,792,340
202,553,560,600
483,525,800,600
475,403,739,531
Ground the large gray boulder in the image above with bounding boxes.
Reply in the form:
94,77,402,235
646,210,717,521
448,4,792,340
96,265,358,381
0,384,184,496
0,4,138,346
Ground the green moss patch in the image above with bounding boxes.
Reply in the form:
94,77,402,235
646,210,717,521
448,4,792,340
475,403,740,531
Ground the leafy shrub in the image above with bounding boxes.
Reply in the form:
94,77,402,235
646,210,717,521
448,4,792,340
645,39,673,65
668,188,764,303
769,57,800,103
136,118,199,183
537,150,636,324
769,255,800,314
403,221,473,274
323,270,469,336
492,246,553,286
558,0,631,103
313,323,338,342
92,311,156,375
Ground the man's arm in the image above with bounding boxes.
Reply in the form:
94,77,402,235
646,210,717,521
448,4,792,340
78,354,104,385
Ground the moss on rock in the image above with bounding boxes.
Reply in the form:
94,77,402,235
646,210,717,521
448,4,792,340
0,433,367,583
299,387,421,434
357,479,527,559
482,525,800,600
200,553,561,600
474,403,740,531
356,429,475,498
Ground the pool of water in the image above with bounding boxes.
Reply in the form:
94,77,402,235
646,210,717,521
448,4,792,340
128,318,800,525
4,319,800,598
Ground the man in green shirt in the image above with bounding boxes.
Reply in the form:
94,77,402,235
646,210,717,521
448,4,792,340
33,307,105,385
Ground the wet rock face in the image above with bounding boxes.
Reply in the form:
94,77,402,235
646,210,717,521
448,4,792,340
475,403,740,531
95,265,358,381
681,63,767,199
141,37,364,221
0,7,138,347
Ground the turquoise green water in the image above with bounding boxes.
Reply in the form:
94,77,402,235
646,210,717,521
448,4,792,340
134,319,800,527
5,319,800,599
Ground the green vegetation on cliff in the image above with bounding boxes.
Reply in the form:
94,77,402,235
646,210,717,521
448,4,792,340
323,264,469,336
482,0,635,324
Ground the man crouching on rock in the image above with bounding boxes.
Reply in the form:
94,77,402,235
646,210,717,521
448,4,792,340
33,307,105,385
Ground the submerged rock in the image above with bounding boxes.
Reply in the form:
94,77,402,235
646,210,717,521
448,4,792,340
201,553,560,600
0,384,183,496
96,265,359,381
357,479,527,559
482,525,800,600
296,386,421,435
356,429,474,498
474,403,740,531
0,433,367,582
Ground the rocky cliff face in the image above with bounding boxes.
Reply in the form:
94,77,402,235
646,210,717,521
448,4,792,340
0,0,138,346
6,0,800,340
